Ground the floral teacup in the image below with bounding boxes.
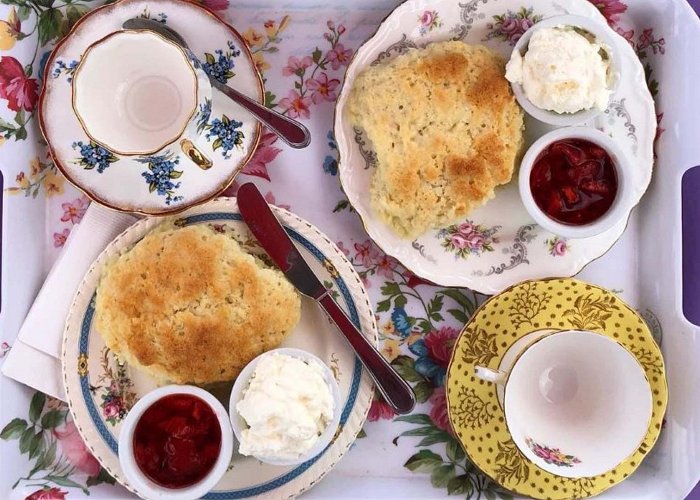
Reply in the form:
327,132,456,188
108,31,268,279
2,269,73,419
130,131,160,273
475,330,652,478
72,29,212,167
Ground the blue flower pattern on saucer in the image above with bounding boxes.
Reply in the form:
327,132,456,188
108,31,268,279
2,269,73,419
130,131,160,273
136,152,184,205
202,41,241,84
52,59,78,82
205,114,244,159
72,141,119,173
196,98,212,134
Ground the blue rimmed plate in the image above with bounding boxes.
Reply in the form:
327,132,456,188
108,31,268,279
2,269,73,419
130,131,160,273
61,197,377,499
39,0,263,215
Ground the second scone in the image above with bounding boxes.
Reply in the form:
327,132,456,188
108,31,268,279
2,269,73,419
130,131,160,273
94,223,301,385
346,41,524,239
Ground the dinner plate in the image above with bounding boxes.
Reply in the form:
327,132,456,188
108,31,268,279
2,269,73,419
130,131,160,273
445,278,667,499
61,198,377,499
39,0,263,215
334,0,656,294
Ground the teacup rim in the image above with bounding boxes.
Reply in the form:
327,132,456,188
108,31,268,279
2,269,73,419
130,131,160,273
501,329,653,479
71,28,201,157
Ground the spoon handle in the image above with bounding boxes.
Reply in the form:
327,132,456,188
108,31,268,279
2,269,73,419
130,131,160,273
212,81,311,149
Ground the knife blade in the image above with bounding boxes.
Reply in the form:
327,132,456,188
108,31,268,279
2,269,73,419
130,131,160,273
237,183,416,415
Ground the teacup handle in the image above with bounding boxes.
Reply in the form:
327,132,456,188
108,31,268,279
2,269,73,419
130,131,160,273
474,366,507,385
180,139,212,170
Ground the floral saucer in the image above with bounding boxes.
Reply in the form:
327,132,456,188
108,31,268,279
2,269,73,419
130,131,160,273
445,278,667,499
39,0,263,215
61,198,377,499
334,0,656,294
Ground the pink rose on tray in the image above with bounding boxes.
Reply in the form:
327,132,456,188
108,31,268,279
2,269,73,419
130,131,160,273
420,10,435,26
53,421,101,476
429,387,454,435
367,397,395,422
0,56,38,112
26,487,68,500
424,326,460,368
500,16,519,35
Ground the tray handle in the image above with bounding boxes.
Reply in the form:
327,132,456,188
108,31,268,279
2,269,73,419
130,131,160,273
682,165,700,326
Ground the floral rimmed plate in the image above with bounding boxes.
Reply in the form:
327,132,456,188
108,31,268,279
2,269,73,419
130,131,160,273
61,198,377,499
334,0,656,294
445,278,667,499
39,0,263,215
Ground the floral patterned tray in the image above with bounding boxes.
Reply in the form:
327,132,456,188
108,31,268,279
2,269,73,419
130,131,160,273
1,0,699,499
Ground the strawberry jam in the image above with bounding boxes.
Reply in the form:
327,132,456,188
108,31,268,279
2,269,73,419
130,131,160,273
530,138,618,225
132,394,221,489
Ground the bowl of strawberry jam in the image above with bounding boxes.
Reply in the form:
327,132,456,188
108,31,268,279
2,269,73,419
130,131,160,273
519,127,632,239
118,385,233,500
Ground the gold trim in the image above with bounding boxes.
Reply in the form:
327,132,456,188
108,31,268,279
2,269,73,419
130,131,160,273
38,0,264,216
71,29,200,157
445,277,667,499
331,1,656,292
77,353,88,377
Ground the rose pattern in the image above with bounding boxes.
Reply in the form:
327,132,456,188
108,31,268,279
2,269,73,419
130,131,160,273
26,488,68,500
546,237,569,257
484,7,543,45
438,221,500,259
526,437,582,467
418,10,442,36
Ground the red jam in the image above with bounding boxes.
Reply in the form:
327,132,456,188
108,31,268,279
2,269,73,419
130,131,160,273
530,139,618,226
133,394,221,489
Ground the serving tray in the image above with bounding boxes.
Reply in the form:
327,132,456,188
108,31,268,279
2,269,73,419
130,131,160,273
1,0,699,499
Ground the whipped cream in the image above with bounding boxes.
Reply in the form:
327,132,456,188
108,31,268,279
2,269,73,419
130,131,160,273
506,26,612,114
236,353,334,460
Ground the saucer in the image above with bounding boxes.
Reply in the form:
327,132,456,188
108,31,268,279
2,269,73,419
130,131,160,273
39,0,263,215
446,278,667,499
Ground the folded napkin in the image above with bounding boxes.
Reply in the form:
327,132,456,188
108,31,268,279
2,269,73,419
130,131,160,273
1,203,137,400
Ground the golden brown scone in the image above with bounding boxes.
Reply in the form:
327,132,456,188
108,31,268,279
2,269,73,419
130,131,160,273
346,41,524,238
94,224,301,385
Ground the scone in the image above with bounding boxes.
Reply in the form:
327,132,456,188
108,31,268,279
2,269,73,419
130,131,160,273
346,41,524,239
94,223,301,385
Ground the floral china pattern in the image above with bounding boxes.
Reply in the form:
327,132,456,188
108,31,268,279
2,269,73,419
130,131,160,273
526,437,582,467
437,221,500,260
546,236,569,256
0,0,670,498
51,60,78,82
136,151,184,205
418,10,442,36
88,348,136,426
71,141,118,173
202,40,241,84
204,114,245,158
483,7,543,45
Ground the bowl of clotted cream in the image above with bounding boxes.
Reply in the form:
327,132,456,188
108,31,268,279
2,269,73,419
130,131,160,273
505,14,622,126
229,348,341,466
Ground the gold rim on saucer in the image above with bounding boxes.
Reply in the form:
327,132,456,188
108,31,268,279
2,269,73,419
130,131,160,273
446,278,667,499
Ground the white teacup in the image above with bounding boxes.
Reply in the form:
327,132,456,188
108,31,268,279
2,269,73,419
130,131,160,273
475,330,651,478
73,29,211,164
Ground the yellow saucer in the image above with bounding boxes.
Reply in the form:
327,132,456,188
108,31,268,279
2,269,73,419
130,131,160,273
446,278,667,499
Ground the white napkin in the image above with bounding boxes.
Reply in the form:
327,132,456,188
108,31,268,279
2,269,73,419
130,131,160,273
1,203,137,400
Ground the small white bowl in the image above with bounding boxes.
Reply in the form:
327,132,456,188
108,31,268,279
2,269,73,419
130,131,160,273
508,14,622,126
118,385,233,500
518,127,633,239
229,347,342,466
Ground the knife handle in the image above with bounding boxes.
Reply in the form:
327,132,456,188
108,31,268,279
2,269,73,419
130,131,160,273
319,294,416,415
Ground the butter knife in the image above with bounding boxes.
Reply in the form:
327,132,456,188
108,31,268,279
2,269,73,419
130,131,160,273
237,183,416,415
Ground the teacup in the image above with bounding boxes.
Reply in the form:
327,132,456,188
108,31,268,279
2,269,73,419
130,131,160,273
72,29,211,167
475,329,652,478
